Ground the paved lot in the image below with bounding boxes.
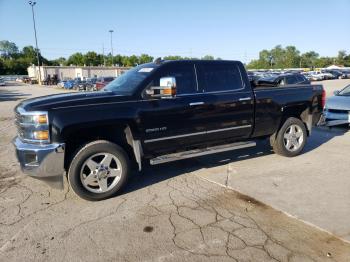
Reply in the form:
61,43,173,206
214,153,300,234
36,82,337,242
0,81,350,261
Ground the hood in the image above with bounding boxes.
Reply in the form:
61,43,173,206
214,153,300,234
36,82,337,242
18,91,134,112
326,95,350,110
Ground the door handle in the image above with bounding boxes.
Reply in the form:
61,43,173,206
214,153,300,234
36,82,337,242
189,102,204,106
239,97,252,101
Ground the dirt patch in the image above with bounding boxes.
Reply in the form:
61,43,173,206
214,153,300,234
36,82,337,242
235,192,268,208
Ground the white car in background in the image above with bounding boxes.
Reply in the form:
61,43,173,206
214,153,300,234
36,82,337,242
309,71,324,81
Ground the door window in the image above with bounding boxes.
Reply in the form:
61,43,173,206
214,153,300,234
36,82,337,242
296,75,306,83
286,75,298,85
153,64,197,95
198,64,243,92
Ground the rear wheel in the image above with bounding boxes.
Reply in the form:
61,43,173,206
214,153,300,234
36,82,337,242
68,140,130,201
270,117,307,157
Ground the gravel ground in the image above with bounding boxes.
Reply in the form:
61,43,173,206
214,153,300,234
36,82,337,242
0,82,350,261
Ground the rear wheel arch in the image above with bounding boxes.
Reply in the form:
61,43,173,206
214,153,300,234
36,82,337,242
270,117,307,157
276,105,311,138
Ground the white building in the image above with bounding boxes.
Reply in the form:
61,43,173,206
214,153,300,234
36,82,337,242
27,65,130,82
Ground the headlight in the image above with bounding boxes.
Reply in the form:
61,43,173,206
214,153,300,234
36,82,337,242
15,109,50,143
22,114,48,125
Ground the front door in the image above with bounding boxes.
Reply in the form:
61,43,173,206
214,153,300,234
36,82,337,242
139,62,208,155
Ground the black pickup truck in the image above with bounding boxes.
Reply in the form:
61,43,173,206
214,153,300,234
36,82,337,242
13,60,325,200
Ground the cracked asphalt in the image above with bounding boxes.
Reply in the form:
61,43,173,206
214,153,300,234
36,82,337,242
1,83,350,261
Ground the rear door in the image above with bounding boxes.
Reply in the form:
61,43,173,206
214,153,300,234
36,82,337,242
195,62,254,141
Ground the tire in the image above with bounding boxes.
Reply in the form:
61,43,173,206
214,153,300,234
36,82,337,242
270,117,307,157
68,140,130,201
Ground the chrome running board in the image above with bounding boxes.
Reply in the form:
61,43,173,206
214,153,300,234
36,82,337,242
150,141,256,165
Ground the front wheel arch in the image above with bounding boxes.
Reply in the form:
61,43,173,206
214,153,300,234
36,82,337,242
67,140,130,201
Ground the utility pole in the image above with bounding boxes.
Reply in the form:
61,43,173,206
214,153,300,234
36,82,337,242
28,1,42,85
102,43,106,67
109,30,114,66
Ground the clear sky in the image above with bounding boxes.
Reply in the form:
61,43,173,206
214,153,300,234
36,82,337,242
0,0,349,62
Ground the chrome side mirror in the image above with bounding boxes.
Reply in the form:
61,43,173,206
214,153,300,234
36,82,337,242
147,77,177,98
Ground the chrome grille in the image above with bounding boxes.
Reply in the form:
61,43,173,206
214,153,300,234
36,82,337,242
15,110,24,139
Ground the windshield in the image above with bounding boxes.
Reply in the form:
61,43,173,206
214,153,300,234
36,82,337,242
338,84,350,96
102,64,156,93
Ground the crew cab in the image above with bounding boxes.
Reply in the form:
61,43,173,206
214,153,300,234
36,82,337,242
13,60,324,201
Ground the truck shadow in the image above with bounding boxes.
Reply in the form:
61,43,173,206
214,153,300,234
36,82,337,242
0,89,30,102
304,126,348,152
125,126,348,194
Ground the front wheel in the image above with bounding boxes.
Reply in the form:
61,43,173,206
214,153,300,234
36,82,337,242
68,140,130,201
270,117,307,157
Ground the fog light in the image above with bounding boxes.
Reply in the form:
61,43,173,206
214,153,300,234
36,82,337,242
24,152,38,166
33,130,49,140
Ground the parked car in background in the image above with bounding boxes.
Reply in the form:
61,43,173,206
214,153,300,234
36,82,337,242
57,80,66,88
95,76,115,90
323,70,342,80
308,71,325,81
340,70,350,79
322,84,350,127
0,77,5,86
254,73,310,87
76,77,98,91
63,80,76,89
23,77,38,84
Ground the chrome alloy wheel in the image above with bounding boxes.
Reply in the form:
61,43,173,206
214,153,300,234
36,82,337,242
283,124,304,152
80,153,122,193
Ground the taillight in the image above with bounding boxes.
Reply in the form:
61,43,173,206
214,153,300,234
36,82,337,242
321,89,326,108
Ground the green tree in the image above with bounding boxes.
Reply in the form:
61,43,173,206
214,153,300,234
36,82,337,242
344,54,350,67
66,52,84,66
139,54,153,64
300,51,319,68
163,55,183,60
202,55,214,60
284,46,300,68
0,40,19,57
314,57,333,68
50,57,67,66
83,51,103,66
337,50,347,65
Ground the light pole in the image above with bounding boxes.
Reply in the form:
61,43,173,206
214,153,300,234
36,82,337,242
109,30,114,66
28,1,42,85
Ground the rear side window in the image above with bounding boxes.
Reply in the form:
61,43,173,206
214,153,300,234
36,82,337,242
198,64,243,92
296,75,306,83
286,75,298,85
154,64,197,95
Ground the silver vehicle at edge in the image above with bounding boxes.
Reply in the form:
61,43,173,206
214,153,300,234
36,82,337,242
323,84,350,126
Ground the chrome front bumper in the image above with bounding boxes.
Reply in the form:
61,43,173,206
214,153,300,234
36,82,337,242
13,137,65,178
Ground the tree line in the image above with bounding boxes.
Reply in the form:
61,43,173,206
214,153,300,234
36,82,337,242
1,40,349,75
0,40,221,75
246,45,350,69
